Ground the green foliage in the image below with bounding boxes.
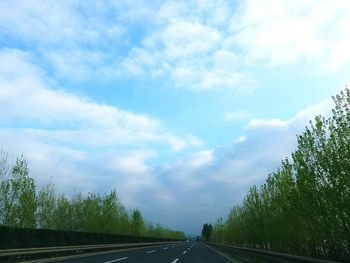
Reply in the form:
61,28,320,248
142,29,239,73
37,182,56,229
201,223,212,241
0,153,185,241
211,218,224,243
0,156,36,228
146,222,185,239
0,150,10,224
131,209,145,236
211,88,350,261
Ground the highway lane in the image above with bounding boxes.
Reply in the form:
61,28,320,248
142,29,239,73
50,241,237,263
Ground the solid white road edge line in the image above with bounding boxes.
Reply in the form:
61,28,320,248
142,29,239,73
104,257,128,263
202,243,241,263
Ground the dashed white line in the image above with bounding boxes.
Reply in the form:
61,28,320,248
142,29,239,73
146,250,156,254
104,257,128,263
163,247,169,250
183,250,187,254
171,259,179,263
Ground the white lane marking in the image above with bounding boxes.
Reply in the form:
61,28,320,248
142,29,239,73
104,257,128,263
172,259,179,263
147,250,156,254
183,251,187,254
163,247,169,250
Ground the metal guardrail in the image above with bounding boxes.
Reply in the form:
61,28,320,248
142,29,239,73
206,242,339,263
0,241,175,262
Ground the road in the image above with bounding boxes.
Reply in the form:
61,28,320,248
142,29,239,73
50,241,237,263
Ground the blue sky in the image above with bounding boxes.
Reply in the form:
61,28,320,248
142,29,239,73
0,0,349,234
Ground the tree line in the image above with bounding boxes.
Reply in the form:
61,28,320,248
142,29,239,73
210,88,350,261
0,154,184,240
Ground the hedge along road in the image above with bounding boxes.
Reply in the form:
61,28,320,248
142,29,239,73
37,241,239,263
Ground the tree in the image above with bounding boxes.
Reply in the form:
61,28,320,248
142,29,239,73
100,190,131,234
201,223,212,241
212,217,225,243
131,209,145,236
37,181,56,229
0,151,10,224
1,156,37,228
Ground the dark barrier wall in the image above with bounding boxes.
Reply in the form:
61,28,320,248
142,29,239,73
0,225,181,249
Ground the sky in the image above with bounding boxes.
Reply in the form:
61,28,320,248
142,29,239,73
0,0,349,235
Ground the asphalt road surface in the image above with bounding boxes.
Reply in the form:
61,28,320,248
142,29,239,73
50,241,238,263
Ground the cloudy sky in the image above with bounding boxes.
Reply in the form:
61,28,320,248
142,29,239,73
0,0,349,234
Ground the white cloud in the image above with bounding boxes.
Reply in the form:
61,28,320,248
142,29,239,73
248,118,289,128
2,0,348,89
0,49,202,151
247,97,333,129
225,111,246,121
44,50,112,81
120,0,350,90
232,0,350,70
156,1,188,24
0,0,155,81
179,150,214,170
235,135,246,143
120,1,249,91
0,48,206,201
161,21,221,58
124,33,247,90
0,0,134,47
156,0,232,27
158,134,203,152
0,0,81,45
107,150,157,175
